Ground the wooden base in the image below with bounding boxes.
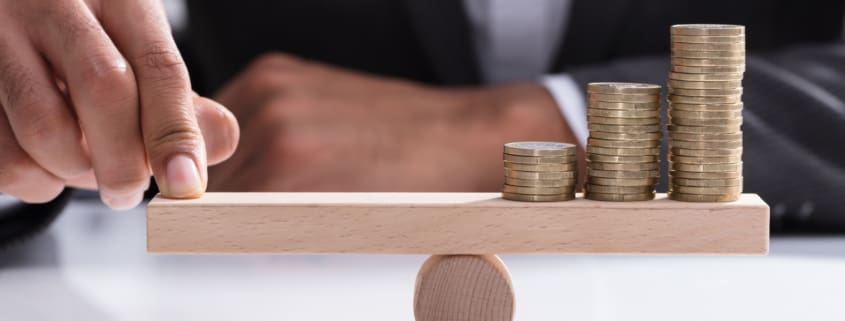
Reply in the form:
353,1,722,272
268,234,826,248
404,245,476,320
147,193,769,255
414,255,514,321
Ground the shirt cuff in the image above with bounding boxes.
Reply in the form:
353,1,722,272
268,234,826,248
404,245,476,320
540,74,588,148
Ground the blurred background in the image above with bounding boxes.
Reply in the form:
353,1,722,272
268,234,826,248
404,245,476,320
2,0,845,320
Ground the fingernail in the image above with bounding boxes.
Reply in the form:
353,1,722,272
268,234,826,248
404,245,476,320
103,192,144,211
165,154,202,198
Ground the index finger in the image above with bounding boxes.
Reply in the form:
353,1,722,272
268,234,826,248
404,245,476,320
100,1,206,198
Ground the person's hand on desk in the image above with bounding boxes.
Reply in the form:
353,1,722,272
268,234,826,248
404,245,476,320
209,54,573,192
0,0,239,208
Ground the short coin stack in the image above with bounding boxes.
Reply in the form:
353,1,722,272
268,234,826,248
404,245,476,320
502,142,577,202
668,24,744,202
584,83,662,202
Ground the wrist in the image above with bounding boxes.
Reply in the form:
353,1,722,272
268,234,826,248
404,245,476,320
432,83,578,191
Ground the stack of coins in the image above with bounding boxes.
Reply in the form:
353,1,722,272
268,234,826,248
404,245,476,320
584,83,662,202
502,142,577,202
668,24,744,202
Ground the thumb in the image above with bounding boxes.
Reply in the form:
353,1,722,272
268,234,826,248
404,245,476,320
194,96,240,166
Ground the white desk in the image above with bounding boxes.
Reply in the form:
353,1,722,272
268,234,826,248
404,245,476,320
2,200,844,321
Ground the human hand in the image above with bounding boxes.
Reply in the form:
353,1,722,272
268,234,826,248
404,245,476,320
0,0,239,209
209,54,572,191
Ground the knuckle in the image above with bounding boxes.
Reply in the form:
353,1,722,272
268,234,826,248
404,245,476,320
78,52,133,91
0,59,36,111
134,43,188,83
147,118,202,154
96,170,149,195
14,104,66,143
253,52,298,70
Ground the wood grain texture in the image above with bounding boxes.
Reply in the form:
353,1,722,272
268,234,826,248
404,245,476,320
414,255,514,321
147,193,769,254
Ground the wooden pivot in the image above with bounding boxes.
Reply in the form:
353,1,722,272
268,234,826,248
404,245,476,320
414,255,514,321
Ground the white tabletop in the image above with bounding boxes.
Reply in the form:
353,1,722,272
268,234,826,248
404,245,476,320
1,200,844,321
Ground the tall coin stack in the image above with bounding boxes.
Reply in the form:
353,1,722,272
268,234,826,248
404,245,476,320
584,83,662,202
502,142,577,202
668,24,744,202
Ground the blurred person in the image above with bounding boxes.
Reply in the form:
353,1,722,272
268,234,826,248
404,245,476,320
0,0,843,242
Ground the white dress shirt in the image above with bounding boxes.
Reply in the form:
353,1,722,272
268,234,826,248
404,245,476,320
463,0,588,148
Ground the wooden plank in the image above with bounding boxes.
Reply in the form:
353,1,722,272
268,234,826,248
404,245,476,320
147,193,769,255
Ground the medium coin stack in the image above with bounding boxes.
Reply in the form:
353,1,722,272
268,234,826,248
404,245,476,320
584,83,662,202
502,142,577,202
668,24,744,202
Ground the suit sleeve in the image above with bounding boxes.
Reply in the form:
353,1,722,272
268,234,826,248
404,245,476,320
561,41,845,232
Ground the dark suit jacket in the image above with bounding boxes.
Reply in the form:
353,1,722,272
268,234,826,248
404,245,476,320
183,0,845,233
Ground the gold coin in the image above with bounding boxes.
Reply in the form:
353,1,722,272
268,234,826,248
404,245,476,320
669,109,742,120
668,191,739,202
669,72,743,81
670,154,742,164
669,170,742,179
588,169,659,179
589,123,661,133
672,65,745,74
667,79,742,90
672,50,744,59
669,87,743,97
671,24,745,36
588,161,659,171
672,162,742,172
588,137,660,148
504,142,577,156
504,154,576,164
669,109,742,119
587,146,659,156
588,154,659,163
669,132,742,141
671,35,745,43
585,191,656,202
671,57,745,67
502,192,575,202
670,177,743,187
588,177,659,186
669,102,743,112
504,162,577,172
505,177,576,187
584,184,655,194
588,100,661,110
671,42,745,51
588,93,660,103
670,116,743,126
671,185,743,195
587,82,662,94
671,139,743,150
667,124,742,134
669,95,741,104
670,147,742,157
503,185,576,195
587,108,660,118
588,116,660,126
589,131,662,140
504,169,577,180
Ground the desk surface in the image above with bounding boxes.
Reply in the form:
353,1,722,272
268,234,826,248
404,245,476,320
1,200,843,321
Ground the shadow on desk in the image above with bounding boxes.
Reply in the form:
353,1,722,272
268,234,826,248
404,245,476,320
0,233,117,321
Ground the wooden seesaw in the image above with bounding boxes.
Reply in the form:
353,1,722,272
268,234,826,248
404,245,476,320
147,192,769,321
